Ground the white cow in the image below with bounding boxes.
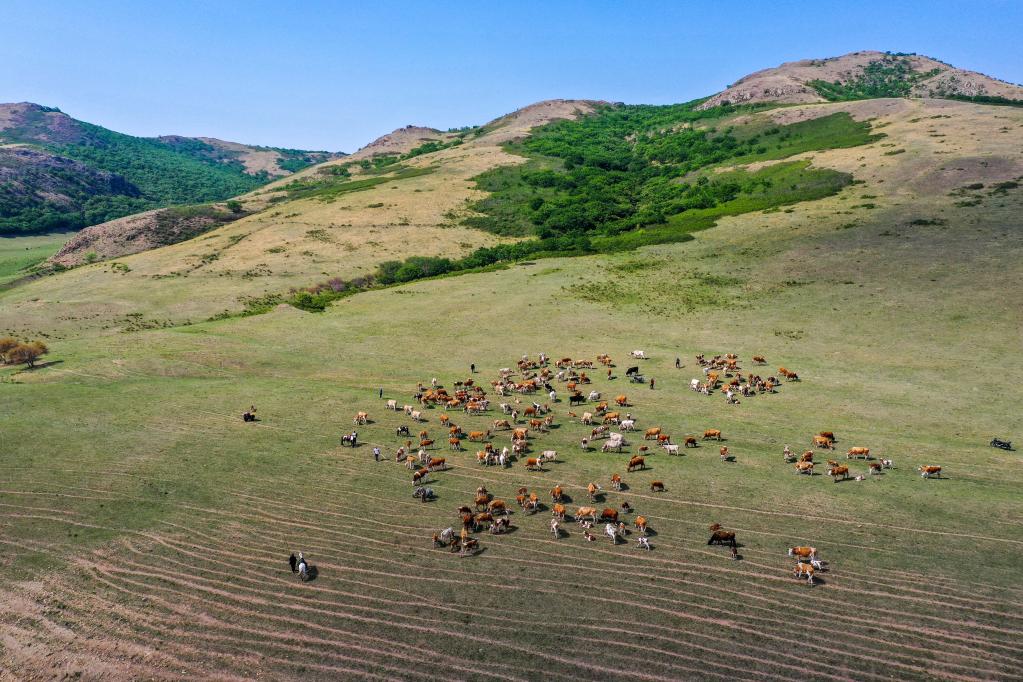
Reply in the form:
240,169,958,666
663,443,680,456
588,390,601,401
690,379,701,391
630,350,647,359
620,419,636,431
605,523,620,544
411,410,423,422
540,450,557,463
386,399,398,410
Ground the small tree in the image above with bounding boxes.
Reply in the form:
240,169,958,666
0,336,18,363
226,200,243,214
8,340,48,368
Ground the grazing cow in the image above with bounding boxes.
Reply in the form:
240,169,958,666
868,462,882,474
663,443,680,456
795,461,814,475
605,523,620,544
587,482,602,500
448,438,462,451
427,456,447,471
550,519,561,538
719,446,730,460
439,414,450,425
703,429,723,441
419,439,434,449
411,410,423,422
650,481,665,492
630,350,647,359
603,412,620,425
919,465,942,478
524,457,541,471
386,399,398,410
493,419,511,431
684,437,698,449
615,395,628,407
512,428,528,441
550,485,564,502
620,419,636,432
552,503,566,521
637,537,652,551
600,508,619,523
828,465,850,482
881,458,894,469
627,456,645,472
474,494,491,510
644,427,661,440
412,468,430,485
819,431,836,442
601,440,623,453
846,447,870,459
635,516,648,535
353,411,369,425
580,412,594,425
540,450,557,463
794,562,815,585
657,434,671,445
812,435,833,449
405,455,418,470
396,425,410,438
800,451,814,463
611,473,622,491
707,525,736,548
752,355,766,364
788,546,817,561
488,499,507,516
576,506,598,523
469,430,490,442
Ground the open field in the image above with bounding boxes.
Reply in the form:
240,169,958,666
2,162,1022,679
0,232,68,287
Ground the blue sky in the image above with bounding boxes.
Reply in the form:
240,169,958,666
2,1,1020,152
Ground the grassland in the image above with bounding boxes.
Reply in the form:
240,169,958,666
0,232,68,286
1,98,1022,679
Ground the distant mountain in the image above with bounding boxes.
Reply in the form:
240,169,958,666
699,51,1023,109
0,102,342,234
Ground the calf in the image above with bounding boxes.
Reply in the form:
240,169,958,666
650,481,665,492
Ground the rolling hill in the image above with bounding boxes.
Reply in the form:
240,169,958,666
1,54,1022,680
699,50,1023,109
0,102,342,235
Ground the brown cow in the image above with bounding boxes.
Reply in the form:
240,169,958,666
488,499,507,515
550,485,564,502
788,546,817,561
703,429,723,441
552,503,566,520
610,473,622,491
811,435,833,450
635,516,648,534
524,457,541,471
707,524,736,548
615,395,628,406
600,508,619,523
819,431,836,442
627,456,645,472
684,436,698,448
828,465,850,482
419,439,434,448
587,482,601,500
800,450,814,463
473,512,493,530
794,562,815,585
511,428,528,441
493,419,511,430
469,430,490,442
795,461,814,475
719,446,730,460
412,467,430,484
576,506,598,522
846,447,870,459
448,438,462,451
868,462,882,474
656,434,671,445
919,465,942,478
428,457,446,470
644,427,662,440
650,481,665,492
752,355,766,364
474,494,490,510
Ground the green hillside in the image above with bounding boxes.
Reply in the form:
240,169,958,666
0,103,336,234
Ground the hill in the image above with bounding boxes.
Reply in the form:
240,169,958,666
0,102,341,235
1,58,1023,680
699,50,1023,109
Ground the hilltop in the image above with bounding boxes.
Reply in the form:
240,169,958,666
699,50,1023,109
0,102,341,235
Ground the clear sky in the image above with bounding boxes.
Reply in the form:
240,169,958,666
2,1,1020,152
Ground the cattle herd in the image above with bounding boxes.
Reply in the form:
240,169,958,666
347,351,944,587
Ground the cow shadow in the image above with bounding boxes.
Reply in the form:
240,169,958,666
559,493,574,504
306,565,319,582
721,456,736,463
642,528,658,537
617,482,630,492
590,493,606,504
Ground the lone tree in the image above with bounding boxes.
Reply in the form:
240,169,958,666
0,336,18,362
7,340,48,368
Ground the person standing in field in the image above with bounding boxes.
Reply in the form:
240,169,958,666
649,377,655,390
675,357,681,369
373,446,381,462
470,363,476,374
